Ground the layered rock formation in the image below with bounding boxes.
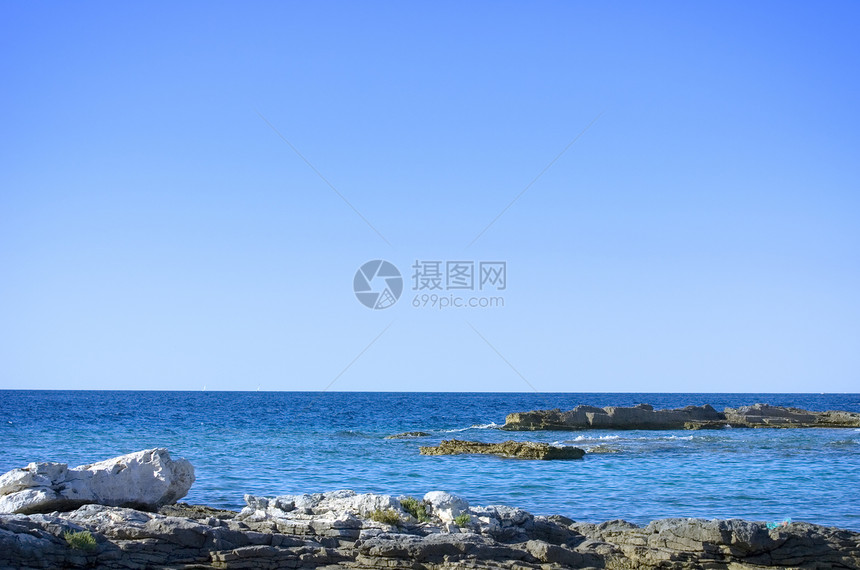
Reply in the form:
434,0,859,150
723,403,860,427
0,448,194,514
503,403,860,431
2,490,859,569
419,439,585,460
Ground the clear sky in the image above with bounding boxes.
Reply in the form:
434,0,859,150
1,1,858,392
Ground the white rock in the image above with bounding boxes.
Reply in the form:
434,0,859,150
0,448,194,514
477,515,502,535
241,490,403,521
323,491,401,517
423,491,469,523
0,463,67,495
0,488,62,514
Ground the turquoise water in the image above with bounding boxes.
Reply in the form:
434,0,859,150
1,391,859,530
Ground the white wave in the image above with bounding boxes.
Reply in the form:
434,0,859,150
440,422,501,433
623,434,698,441
827,439,859,446
566,434,621,442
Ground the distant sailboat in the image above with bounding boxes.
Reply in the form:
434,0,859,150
202,385,207,391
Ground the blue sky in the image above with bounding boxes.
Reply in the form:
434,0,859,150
1,1,858,392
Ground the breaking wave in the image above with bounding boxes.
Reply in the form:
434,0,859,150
440,422,501,433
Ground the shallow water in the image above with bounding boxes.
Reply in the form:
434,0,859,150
1,391,858,530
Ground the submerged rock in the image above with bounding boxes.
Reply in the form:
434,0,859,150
0,448,194,514
384,431,431,439
503,403,860,431
419,439,585,460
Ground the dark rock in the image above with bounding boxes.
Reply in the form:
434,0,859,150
384,431,431,439
419,439,585,460
504,404,723,431
358,532,529,563
159,502,238,520
525,539,584,566
684,420,727,430
504,403,860,431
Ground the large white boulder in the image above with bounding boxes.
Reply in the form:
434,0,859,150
423,491,469,523
0,448,194,514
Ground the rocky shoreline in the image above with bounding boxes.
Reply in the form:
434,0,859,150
3,490,860,569
3,445,860,569
503,403,860,431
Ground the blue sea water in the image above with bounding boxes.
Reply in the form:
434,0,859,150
1,392,859,530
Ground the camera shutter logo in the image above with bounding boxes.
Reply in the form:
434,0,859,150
353,260,403,310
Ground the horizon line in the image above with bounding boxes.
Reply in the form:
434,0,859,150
1,389,857,395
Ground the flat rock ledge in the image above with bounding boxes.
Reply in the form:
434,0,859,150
503,403,860,431
2,490,859,569
0,448,195,515
419,439,585,460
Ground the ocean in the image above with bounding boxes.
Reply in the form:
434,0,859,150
1,391,858,530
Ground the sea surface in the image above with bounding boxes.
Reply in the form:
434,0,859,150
1,392,859,530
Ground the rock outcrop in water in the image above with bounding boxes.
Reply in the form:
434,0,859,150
385,431,431,439
0,448,194,514
723,403,860,427
2,490,859,569
419,439,585,460
503,403,860,431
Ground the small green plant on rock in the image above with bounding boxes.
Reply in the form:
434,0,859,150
369,508,401,525
400,496,431,522
64,530,97,551
454,513,471,527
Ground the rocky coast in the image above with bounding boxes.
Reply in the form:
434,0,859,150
2,448,860,569
503,403,860,431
